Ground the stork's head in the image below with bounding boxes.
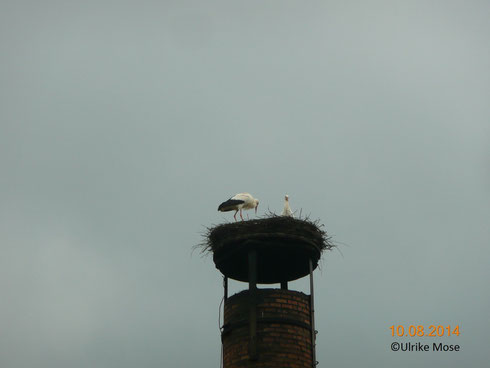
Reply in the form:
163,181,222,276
285,195,289,201
254,199,259,214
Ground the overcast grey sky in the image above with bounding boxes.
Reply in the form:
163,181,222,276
1,1,489,367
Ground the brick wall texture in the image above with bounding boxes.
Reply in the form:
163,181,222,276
222,288,312,368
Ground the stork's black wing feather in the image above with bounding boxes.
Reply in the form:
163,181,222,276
218,199,245,212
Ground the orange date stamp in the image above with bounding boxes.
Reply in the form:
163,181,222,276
389,325,460,337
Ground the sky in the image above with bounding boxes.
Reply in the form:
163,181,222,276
1,1,489,367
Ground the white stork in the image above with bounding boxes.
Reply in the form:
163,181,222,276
218,193,259,221
281,194,293,217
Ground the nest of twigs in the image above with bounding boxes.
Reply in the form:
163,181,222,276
197,213,334,283
199,213,334,255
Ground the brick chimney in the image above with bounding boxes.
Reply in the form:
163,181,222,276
222,288,314,367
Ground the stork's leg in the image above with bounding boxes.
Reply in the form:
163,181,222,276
234,210,238,221
240,209,244,221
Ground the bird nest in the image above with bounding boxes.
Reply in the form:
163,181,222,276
202,214,332,254
199,214,334,283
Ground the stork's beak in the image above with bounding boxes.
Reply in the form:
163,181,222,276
255,205,258,214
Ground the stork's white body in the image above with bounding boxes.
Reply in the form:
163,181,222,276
281,195,293,217
218,192,259,221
